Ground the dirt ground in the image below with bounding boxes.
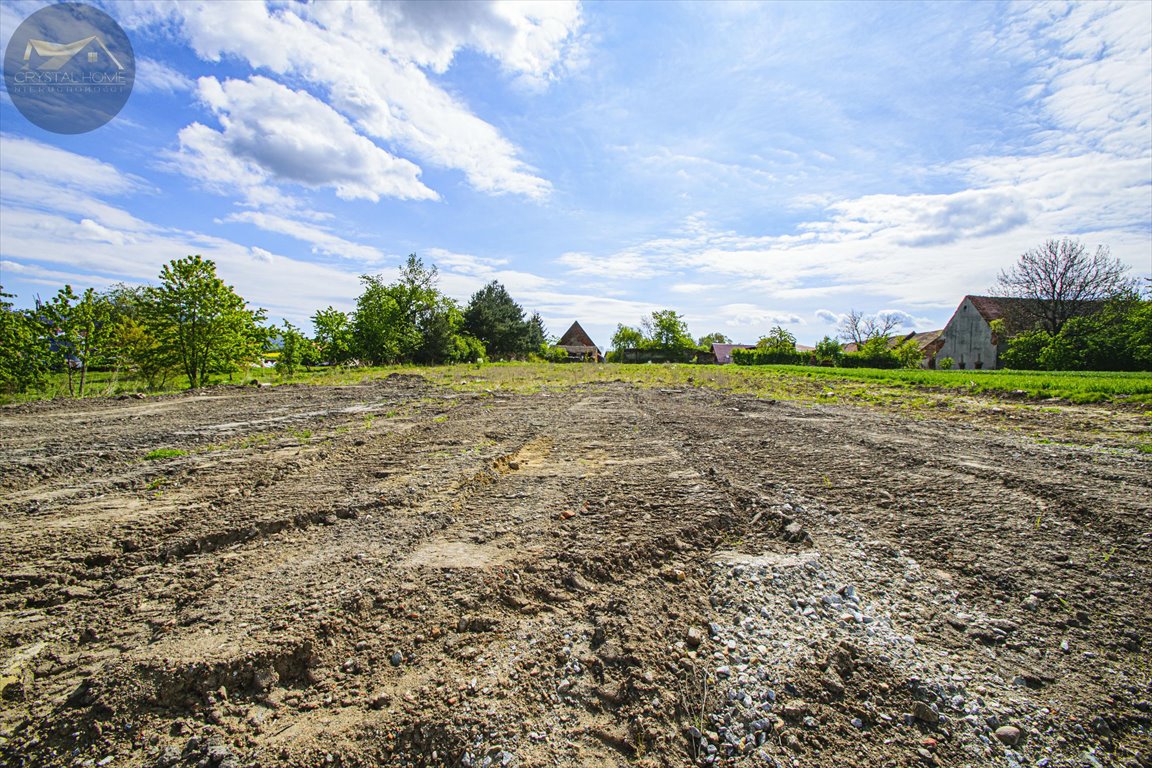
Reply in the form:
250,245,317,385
1,374,1149,768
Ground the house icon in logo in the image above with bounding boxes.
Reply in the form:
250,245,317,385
23,35,125,71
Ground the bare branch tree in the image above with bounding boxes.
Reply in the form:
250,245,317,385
839,309,901,345
864,312,901,340
838,309,866,346
993,238,1136,333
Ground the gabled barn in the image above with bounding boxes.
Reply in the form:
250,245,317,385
556,321,602,362
934,295,1031,370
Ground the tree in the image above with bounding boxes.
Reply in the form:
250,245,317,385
757,326,797,353
104,284,177,389
312,306,354,365
39,285,114,397
838,309,900,346
352,274,409,364
813,336,842,365
525,312,548,351
142,255,267,388
999,292,1151,371
463,281,533,360
610,324,645,351
993,238,1137,334
697,332,731,346
643,310,695,350
0,288,49,395
352,255,484,365
275,321,305,377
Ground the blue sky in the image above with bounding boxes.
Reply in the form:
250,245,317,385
2,0,1149,347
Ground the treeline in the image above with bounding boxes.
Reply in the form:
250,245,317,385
998,294,1151,371
730,329,923,369
606,310,733,362
0,254,555,396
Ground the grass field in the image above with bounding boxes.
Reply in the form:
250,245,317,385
7,361,1152,406
746,365,1152,404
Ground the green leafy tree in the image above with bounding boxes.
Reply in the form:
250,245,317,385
610,324,645,351
757,326,797,353
312,306,354,365
643,310,695,350
0,288,49,395
142,255,267,388
999,330,1051,370
353,255,484,365
39,285,114,397
352,274,409,364
463,281,533,360
104,284,177,389
697,332,732,346
1001,293,1152,371
813,335,842,365
892,339,924,369
275,321,305,377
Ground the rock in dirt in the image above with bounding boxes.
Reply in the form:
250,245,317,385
995,725,1022,745
911,701,940,724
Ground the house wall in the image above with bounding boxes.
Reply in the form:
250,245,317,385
936,298,999,369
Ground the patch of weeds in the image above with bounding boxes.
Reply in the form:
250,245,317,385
1136,443,1152,455
143,448,186,461
292,428,313,441
432,414,449,423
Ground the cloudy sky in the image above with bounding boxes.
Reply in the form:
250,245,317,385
2,0,1149,346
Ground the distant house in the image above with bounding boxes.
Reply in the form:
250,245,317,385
711,343,755,364
934,295,1034,370
556,321,602,362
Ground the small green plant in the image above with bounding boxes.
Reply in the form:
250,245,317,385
143,448,185,460
937,357,954,370
292,428,312,440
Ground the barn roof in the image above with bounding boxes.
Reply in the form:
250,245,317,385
965,295,1031,323
558,321,598,349
710,343,755,364
841,330,943,353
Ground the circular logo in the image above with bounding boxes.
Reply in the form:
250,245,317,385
3,3,135,134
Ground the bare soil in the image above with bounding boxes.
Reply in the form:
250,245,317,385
1,375,1149,768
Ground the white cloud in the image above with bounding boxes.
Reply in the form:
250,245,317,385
223,211,386,264
134,57,194,94
156,1,575,200
716,304,803,327
814,309,840,324
0,133,142,196
177,76,437,203
0,137,363,326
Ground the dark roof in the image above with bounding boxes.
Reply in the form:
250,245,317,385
964,295,1033,323
558,321,597,349
841,329,943,354
710,343,755,364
